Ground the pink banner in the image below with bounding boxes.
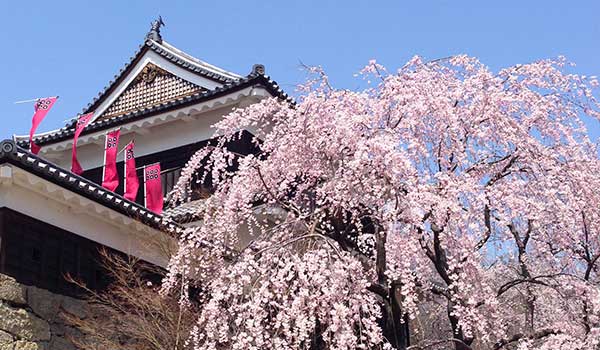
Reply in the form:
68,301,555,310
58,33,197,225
70,113,94,175
124,141,139,202
29,97,58,154
101,129,121,191
144,163,163,214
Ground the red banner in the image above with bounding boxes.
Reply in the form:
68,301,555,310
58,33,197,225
144,163,163,214
124,141,139,202
71,113,94,175
29,96,58,154
101,129,120,191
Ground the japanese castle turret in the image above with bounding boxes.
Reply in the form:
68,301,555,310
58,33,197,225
1,19,289,298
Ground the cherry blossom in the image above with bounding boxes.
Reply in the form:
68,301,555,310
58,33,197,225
165,55,600,350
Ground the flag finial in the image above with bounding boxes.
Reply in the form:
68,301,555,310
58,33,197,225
146,16,165,43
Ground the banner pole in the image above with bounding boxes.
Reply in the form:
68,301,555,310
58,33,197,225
14,98,40,104
123,153,127,199
15,95,59,104
143,165,147,208
117,145,127,156
116,134,130,156
135,164,171,174
101,131,108,185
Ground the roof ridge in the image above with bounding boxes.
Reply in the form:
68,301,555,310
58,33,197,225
80,38,242,118
159,40,242,80
80,42,148,115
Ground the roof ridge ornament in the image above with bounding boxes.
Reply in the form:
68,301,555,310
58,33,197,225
0,139,16,156
146,16,165,43
251,64,265,75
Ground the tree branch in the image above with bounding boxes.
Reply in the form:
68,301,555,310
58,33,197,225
474,204,492,251
493,328,561,350
408,338,473,350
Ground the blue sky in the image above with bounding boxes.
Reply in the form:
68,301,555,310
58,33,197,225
1,0,598,139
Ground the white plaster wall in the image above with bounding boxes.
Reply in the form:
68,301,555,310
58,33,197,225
0,166,173,267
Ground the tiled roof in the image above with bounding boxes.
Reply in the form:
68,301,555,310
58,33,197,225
153,41,242,81
17,73,293,149
163,199,205,224
97,63,206,122
81,39,240,117
0,139,182,235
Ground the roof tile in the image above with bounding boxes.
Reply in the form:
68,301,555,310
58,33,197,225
18,74,292,148
0,139,182,235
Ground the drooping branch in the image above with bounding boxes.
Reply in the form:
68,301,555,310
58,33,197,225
165,54,600,350
496,274,558,297
508,220,533,279
474,204,492,251
375,224,387,286
485,154,519,187
430,220,451,285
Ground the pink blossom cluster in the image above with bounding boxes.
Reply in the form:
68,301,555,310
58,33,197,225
165,55,600,349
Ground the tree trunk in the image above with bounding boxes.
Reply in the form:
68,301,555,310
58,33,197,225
448,301,473,350
380,294,410,350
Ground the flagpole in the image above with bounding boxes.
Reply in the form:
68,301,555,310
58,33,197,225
143,165,147,208
116,135,131,156
135,163,169,174
15,95,59,104
102,131,108,185
117,144,128,156
14,98,40,104
123,154,127,199
135,168,170,175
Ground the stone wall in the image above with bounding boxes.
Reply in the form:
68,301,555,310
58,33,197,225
0,274,88,350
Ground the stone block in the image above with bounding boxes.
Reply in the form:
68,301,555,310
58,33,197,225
60,297,88,320
13,341,47,350
0,275,26,305
48,336,75,350
48,324,64,337
26,287,61,322
62,326,83,346
0,303,51,342
0,330,13,347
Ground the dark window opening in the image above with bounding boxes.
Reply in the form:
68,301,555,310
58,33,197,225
80,130,262,206
161,167,182,198
32,248,41,262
